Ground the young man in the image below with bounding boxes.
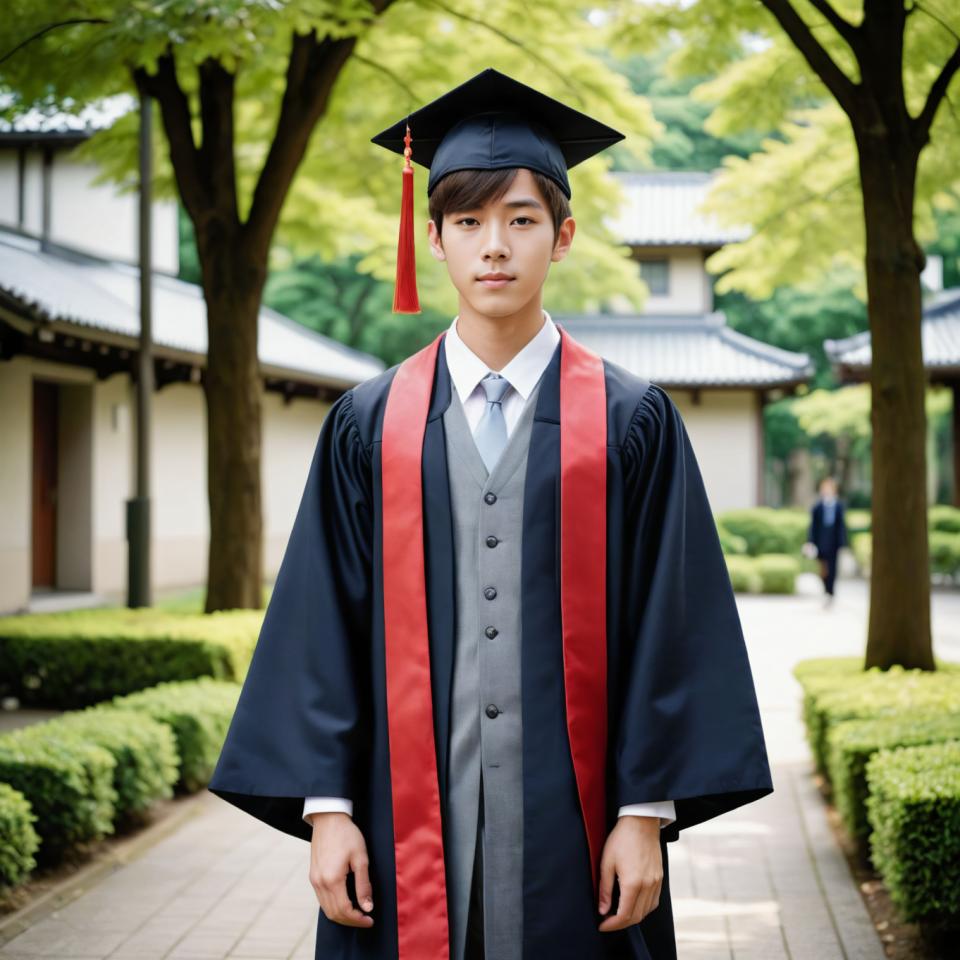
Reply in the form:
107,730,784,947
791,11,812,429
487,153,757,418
208,69,773,960
804,475,849,607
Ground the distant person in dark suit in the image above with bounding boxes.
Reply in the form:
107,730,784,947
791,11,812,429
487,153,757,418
802,475,848,608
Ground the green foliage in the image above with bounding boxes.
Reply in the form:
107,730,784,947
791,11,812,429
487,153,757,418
754,553,798,593
0,783,39,890
930,505,960,534
110,678,241,791
0,1,658,319
827,714,960,844
715,506,808,556
716,521,748,556
866,741,960,925
716,269,868,388
724,554,761,593
0,727,117,865
38,707,180,822
604,1,960,298
793,660,960,776
0,608,261,707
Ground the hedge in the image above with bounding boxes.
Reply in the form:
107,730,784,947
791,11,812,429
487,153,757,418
110,678,241,791
0,727,116,865
0,608,261,708
754,554,799,593
37,707,180,824
866,741,960,925
715,506,809,556
793,659,960,775
0,782,39,890
826,713,960,845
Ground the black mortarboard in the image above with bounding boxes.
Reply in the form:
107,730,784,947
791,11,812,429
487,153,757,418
371,68,625,313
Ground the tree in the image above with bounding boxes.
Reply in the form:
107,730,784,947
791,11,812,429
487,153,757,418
1,1,654,611
609,0,960,670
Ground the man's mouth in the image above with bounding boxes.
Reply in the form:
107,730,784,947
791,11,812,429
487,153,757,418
477,273,515,288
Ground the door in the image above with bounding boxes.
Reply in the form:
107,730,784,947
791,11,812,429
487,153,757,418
32,380,58,588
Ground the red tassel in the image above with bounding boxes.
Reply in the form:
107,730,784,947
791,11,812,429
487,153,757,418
393,124,421,314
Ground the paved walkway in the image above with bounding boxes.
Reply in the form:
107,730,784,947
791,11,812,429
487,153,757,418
2,573,957,959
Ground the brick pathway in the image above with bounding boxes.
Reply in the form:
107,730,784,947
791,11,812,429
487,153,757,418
3,573,956,959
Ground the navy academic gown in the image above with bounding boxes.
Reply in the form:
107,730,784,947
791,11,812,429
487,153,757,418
208,331,774,960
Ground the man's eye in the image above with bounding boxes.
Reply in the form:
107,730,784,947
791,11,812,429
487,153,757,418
454,216,534,225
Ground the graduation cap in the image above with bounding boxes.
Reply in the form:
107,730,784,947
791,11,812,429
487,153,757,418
371,68,626,313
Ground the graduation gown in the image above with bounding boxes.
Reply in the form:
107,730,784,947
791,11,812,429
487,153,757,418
208,324,773,960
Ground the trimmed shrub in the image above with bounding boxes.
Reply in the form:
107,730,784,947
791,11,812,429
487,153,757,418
929,504,960,534
796,662,960,775
866,740,960,925
724,555,761,593
0,782,39,890
0,727,116,864
110,678,241,791
827,713,960,844
754,553,799,593
717,522,748,556
39,707,180,823
929,530,960,578
715,507,808,556
850,531,871,575
0,608,261,708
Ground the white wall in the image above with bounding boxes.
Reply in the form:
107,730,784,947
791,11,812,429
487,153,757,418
640,249,712,315
0,353,336,611
0,146,179,272
671,388,760,512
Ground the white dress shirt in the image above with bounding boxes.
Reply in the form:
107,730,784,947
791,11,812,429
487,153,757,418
304,311,676,829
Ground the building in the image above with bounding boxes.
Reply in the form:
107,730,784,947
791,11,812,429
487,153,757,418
557,171,813,510
825,285,960,505
0,101,384,614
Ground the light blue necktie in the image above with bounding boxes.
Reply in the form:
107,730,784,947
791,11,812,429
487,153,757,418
473,372,511,472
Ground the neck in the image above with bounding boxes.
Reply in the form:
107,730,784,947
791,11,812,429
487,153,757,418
454,291,545,371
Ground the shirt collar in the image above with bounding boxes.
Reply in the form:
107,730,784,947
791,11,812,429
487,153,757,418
444,309,560,404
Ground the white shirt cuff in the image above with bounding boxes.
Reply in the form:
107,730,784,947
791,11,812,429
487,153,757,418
617,800,676,828
303,796,353,823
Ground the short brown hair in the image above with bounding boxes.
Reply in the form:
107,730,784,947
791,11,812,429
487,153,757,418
429,167,571,242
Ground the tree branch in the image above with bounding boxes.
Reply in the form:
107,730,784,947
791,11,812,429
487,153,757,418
806,0,861,50
913,40,960,144
134,49,207,224
0,18,107,67
759,0,859,117
198,57,239,228
242,30,357,261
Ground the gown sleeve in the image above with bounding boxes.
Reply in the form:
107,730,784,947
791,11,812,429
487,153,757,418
615,382,773,843
207,388,373,842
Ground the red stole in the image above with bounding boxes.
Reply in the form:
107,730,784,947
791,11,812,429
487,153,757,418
380,322,607,958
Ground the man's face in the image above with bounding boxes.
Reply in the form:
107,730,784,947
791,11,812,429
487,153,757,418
427,168,574,318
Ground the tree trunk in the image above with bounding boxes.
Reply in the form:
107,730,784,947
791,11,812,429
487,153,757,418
200,238,266,612
857,136,934,670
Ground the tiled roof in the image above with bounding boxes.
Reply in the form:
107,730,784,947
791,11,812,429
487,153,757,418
604,171,751,247
824,288,960,372
555,312,812,388
0,94,134,140
0,230,385,387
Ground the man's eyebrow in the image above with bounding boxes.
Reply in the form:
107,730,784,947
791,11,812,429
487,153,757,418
503,197,545,210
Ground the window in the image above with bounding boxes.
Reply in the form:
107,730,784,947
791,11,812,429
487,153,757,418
638,258,669,296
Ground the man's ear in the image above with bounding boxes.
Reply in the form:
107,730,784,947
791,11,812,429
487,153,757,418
427,219,446,261
551,216,576,262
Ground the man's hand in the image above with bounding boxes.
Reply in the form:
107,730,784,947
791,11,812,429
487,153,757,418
307,811,374,928
597,816,663,932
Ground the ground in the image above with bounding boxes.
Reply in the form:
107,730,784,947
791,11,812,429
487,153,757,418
1,573,957,959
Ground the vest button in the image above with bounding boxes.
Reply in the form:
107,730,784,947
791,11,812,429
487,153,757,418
484,492,497,504
485,704,500,718
485,535,499,548
485,625,498,638
484,586,497,600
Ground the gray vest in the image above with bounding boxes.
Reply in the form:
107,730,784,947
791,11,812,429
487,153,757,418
442,364,543,960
